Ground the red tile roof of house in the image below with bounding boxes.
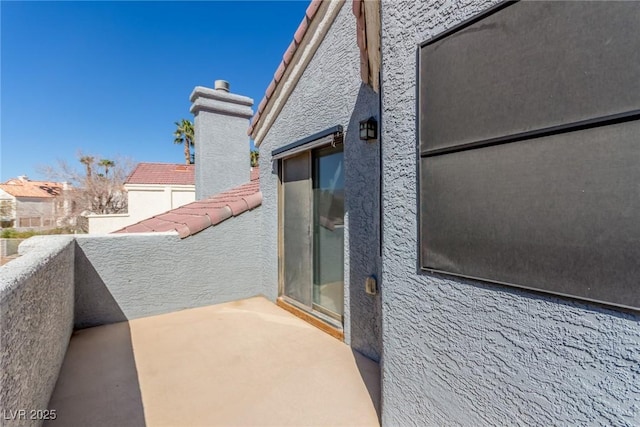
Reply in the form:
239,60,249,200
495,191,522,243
0,179,63,198
126,163,195,185
247,0,321,137
113,172,261,238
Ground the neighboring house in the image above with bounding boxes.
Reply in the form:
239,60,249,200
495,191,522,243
87,163,196,234
0,176,68,230
3,2,639,426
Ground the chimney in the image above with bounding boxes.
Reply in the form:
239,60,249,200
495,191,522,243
190,80,254,200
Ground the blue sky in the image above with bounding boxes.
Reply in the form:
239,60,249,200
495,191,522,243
1,1,309,181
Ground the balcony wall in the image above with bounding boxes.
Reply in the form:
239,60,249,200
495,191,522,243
0,236,75,427
75,209,263,328
0,207,262,425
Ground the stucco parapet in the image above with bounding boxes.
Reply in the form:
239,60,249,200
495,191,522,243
1,235,75,294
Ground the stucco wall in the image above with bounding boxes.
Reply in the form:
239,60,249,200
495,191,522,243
0,236,75,427
88,185,195,234
87,214,132,235
259,2,381,361
379,1,640,425
192,87,253,200
0,239,25,258
15,198,55,229
75,208,263,328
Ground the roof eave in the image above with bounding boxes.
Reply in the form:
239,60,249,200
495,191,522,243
249,0,346,147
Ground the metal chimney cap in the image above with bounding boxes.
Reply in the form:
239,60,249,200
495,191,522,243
214,80,230,92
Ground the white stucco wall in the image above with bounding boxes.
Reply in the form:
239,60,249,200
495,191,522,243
258,2,381,361
379,1,640,425
88,184,195,234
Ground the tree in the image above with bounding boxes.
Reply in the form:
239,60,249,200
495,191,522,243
80,156,95,177
250,150,259,167
98,159,115,177
38,152,134,232
0,200,15,228
173,119,195,165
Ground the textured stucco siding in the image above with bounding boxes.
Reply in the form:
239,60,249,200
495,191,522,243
259,2,381,360
380,1,640,425
194,110,252,200
0,236,75,427
74,208,262,328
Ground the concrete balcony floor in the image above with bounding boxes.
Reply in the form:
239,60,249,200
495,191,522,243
45,297,380,427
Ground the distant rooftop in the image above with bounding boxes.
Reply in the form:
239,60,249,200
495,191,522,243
126,163,195,186
114,170,260,238
0,177,64,198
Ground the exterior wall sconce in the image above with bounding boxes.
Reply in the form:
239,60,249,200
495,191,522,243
359,117,377,141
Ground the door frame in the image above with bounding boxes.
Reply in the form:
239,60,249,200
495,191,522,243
277,138,345,336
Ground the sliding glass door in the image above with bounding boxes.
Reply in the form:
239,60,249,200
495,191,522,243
282,151,313,307
280,143,344,321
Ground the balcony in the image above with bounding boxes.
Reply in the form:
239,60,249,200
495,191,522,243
1,231,379,427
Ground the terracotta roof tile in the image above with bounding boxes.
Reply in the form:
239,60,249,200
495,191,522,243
226,199,249,216
143,219,180,232
283,40,298,65
294,17,309,44
242,192,262,210
113,179,261,239
306,0,322,19
182,215,212,235
274,62,287,83
175,224,192,239
126,162,195,185
207,208,233,224
258,97,268,114
265,80,277,98
121,223,153,233
0,179,64,198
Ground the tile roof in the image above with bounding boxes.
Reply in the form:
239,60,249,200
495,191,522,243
247,0,322,137
113,178,261,239
0,179,63,198
126,163,195,185
250,167,259,182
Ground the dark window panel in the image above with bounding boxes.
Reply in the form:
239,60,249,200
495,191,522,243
419,1,640,154
420,120,640,309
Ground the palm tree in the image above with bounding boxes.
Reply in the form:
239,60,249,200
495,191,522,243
173,119,195,165
250,150,259,167
79,156,95,177
98,159,115,177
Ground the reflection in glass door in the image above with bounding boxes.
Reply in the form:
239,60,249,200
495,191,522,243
280,143,344,322
312,145,344,318
282,151,312,307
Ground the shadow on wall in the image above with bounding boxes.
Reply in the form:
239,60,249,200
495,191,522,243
346,83,382,362
74,242,127,329
45,321,146,427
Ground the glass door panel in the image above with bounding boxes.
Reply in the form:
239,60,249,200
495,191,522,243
312,146,344,318
282,152,312,306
